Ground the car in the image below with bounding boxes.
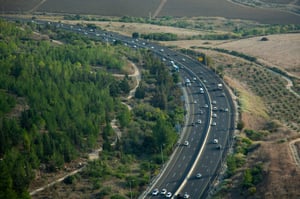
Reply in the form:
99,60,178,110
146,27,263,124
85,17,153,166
212,113,217,118
182,58,186,62
199,110,204,114
224,108,229,112
193,100,197,104
152,188,159,196
160,48,164,52
197,119,202,124
213,138,218,144
216,144,222,150
211,122,217,126
212,100,217,105
193,77,197,81
213,106,218,111
204,104,209,108
191,122,195,126
183,192,190,198
196,173,202,178
184,141,189,146
161,188,167,195
166,192,172,198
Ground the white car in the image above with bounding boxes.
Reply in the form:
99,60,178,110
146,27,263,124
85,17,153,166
213,106,218,111
184,192,190,198
213,138,218,144
160,188,167,195
166,192,172,198
197,119,202,124
184,141,189,146
212,113,217,118
211,122,217,126
196,173,202,179
152,188,159,196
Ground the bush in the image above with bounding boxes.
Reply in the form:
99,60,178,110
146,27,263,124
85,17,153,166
244,129,265,141
237,121,245,130
63,175,76,184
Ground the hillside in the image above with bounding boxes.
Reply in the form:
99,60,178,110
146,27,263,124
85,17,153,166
0,19,185,198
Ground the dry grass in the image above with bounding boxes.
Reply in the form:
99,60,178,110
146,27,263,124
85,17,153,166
215,34,300,77
224,77,269,130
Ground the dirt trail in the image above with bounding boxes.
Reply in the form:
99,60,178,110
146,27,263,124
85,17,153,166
289,138,300,167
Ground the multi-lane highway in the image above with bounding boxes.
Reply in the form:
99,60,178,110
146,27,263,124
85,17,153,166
144,49,235,198
3,18,235,199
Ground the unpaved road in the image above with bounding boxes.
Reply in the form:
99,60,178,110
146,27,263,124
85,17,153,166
289,138,300,168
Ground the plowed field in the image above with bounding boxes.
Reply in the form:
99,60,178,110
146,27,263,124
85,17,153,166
1,0,300,24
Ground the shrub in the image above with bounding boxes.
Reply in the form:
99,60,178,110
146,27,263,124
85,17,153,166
237,121,245,130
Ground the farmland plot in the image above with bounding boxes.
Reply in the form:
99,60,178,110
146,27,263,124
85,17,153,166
159,0,300,24
2,0,300,24
38,0,160,17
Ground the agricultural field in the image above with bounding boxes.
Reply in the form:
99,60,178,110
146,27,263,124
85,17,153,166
230,0,300,15
1,0,300,24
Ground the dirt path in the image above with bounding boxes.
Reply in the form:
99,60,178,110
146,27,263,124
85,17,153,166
289,138,300,168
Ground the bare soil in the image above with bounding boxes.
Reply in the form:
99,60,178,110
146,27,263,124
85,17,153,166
259,133,300,199
2,0,300,24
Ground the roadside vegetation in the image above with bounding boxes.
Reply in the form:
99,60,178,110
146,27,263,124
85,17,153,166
0,19,183,198
62,14,300,40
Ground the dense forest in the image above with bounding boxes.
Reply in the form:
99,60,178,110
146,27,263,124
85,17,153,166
0,19,183,198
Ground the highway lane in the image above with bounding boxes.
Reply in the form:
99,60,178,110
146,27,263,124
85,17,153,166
145,68,211,198
174,58,234,198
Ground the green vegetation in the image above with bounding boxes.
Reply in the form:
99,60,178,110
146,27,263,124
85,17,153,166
141,32,178,41
0,19,184,198
63,14,300,39
242,163,264,196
